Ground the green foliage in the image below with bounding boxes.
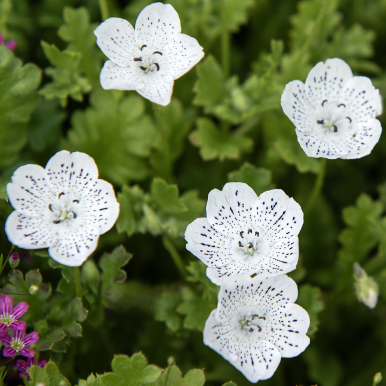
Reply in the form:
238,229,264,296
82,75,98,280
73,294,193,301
297,284,324,337
153,365,205,386
58,7,102,82
0,46,40,167
40,41,91,107
99,353,162,386
29,361,71,386
190,118,253,161
117,178,204,237
0,183,7,200
155,291,183,332
63,90,157,184
228,163,273,195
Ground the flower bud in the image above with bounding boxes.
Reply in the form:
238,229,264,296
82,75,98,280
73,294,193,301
9,252,20,269
373,372,382,386
353,263,379,309
28,285,39,295
167,356,175,366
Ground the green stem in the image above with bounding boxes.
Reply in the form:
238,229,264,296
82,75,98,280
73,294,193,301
220,0,230,78
73,267,82,299
98,0,110,21
0,245,14,277
152,103,172,181
162,236,188,279
304,158,327,216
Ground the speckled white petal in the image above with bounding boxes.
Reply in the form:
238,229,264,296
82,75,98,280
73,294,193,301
135,3,181,50
163,34,204,80
267,303,310,358
185,218,234,269
6,165,53,216
305,58,353,106
204,310,239,362
79,179,120,235
207,183,258,237
342,76,383,122
48,227,100,267
281,80,313,132
341,119,382,159
295,128,347,159
254,189,303,241
100,60,143,91
217,275,299,317
45,151,99,197
94,18,141,67
135,72,174,106
5,211,55,249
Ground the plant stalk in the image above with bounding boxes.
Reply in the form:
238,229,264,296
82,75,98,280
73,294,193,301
162,236,188,279
305,158,327,216
73,266,82,299
98,0,109,21
220,0,230,79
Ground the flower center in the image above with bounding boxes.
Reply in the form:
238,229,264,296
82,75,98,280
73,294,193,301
11,338,23,352
49,192,79,225
314,99,352,134
240,314,266,333
0,314,13,326
133,45,162,73
237,229,260,256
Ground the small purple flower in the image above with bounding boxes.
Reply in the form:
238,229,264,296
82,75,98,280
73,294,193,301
16,356,47,380
0,33,16,51
0,295,28,331
0,326,39,358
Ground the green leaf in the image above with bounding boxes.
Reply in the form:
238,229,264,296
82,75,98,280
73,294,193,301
0,46,41,167
58,7,102,82
63,90,157,184
99,353,162,386
190,118,253,161
177,287,216,331
339,194,383,265
186,261,218,296
193,55,224,112
222,382,237,386
297,284,324,337
82,260,101,296
275,135,321,174
153,366,205,386
27,99,65,152
0,182,8,200
155,291,183,332
78,374,100,386
151,178,188,215
40,41,92,107
99,246,133,306
228,163,273,195
222,0,254,33
28,361,71,386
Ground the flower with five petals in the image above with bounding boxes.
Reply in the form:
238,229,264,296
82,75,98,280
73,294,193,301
0,326,39,358
281,58,382,159
5,150,120,267
0,295,28,332
203,275,310,383
94,2,204,106
184,183,303,285
16,356,47,380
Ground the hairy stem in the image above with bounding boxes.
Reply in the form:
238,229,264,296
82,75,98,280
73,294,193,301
305,158,327,216
152,103,172,181
162,236,188,279
98,0,109,21
0,245,15,277
73,266,82,299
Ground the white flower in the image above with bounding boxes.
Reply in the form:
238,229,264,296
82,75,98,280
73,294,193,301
281,58,382,159
94,2,204,106
5,150,120,267
203,275,310,383
184,183,303,285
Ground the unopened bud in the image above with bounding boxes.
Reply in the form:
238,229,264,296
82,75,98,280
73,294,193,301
353,263,379,309
9,252,20,269
373,372,382,386
167,356,175,366
29,285,39,295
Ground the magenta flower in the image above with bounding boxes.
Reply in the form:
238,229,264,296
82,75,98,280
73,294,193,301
0,326,39,358
0,295,28,332
0,33,16,50
16,356,47,380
